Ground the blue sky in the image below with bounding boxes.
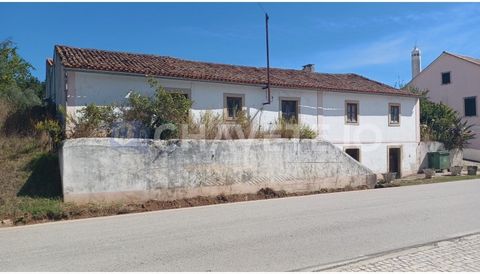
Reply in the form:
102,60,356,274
2,2,480,87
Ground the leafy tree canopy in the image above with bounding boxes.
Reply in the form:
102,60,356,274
0,39,44,108
123,78,193,139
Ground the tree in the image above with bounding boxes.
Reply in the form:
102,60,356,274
408,86,475,150
122,78,193,139
0,39,43,108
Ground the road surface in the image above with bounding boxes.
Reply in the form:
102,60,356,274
1,180,480,271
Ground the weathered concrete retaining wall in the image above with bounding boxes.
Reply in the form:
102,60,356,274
60,138,376,204
449,148,464,167
416,142,464,172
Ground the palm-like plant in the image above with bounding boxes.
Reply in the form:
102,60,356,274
444,117,475,150
408,87,476,150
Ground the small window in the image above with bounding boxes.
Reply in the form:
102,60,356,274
464,97,477,117
389,104,400,125
345,101,359,124
165,87,191,100
441,72,451,85
281,99,299,123
345,148,360,162
170,92,190,100
224,94,244,120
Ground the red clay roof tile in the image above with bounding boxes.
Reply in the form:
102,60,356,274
55,45,415,97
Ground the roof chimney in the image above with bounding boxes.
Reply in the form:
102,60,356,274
302,64,315,73
411,46,421,79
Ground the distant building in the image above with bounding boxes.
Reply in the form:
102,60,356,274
408,49,480,161
46,45,420,176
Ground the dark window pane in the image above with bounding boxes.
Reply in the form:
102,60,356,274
345,148,360,162
227,97,242,118
464,97,477,116
442,72,451,84
346,103,358,123
390,105,400,124
281,100,298,122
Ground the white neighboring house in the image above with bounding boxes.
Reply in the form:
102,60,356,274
408,49,480,161
46,45,420,176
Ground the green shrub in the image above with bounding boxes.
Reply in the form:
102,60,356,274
273,117,296,138
123,78,193,139
0,98,54,137
267,118,318,139
0,98,13,131
68,104,118,138
299,124,317,139
35,119,62,150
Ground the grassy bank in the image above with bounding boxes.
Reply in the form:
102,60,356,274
378,174,480,188
0,135,63,225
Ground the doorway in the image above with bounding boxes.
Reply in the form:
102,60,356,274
388,147,401,178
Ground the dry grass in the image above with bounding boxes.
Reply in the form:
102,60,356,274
183,111,317,140
388,174,480,187
0,99,63,224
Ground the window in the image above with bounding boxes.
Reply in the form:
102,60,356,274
165,87,191,99
224,94,244,120
176,93,190,100
389,104,401,126
441,72,451,85
345,148,360,162
345,101,359,124
280,98,299,123
464,97,477,117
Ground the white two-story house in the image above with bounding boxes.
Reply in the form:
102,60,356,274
46,45,420,176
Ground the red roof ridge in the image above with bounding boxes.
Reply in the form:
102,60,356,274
53,45,416,97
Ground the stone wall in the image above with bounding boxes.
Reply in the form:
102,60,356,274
60,138,377,204
416,142,464,172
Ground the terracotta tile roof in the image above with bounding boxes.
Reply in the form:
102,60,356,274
55,45,415,97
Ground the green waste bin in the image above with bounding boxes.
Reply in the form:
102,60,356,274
428,151,450,170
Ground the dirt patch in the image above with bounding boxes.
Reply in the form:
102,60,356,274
1,186,368,227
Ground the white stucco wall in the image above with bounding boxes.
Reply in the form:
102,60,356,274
68,71,319,133
55,69,419,175
321,91,418,144
320,91,419,175
409,53,480,159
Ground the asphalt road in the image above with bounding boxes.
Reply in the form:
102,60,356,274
1,180,480,271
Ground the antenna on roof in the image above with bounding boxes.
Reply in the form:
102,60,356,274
262,12,271,105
